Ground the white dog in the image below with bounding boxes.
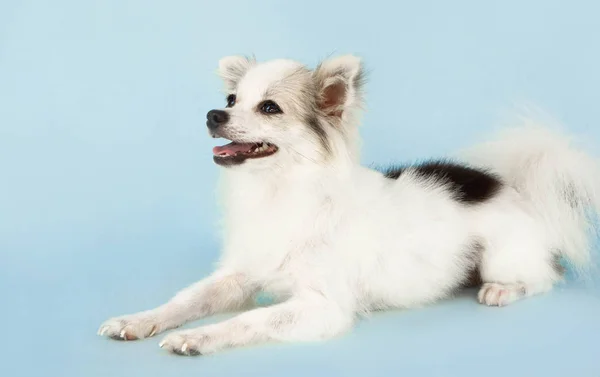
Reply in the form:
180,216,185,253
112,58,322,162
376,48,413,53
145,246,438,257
98,55,600,356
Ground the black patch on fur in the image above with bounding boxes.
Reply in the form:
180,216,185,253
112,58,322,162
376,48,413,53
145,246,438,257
382,160,503,204
462,239,484,288
306,116,331,155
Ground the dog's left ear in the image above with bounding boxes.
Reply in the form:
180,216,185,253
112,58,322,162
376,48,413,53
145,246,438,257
313,55,365,118
218,55,255,91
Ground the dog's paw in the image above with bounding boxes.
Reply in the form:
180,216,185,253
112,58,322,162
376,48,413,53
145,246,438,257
98,312,160,341
159,329,214,356
478,282,526,307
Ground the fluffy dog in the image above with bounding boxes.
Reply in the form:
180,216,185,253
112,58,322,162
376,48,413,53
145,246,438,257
98,55,600,356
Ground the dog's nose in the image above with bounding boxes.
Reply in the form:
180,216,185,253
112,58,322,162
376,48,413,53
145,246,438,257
206,109,229,130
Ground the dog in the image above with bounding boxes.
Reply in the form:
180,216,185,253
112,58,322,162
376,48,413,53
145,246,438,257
98,55,600,356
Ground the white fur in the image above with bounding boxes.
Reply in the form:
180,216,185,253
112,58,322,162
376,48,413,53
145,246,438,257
98,56,600,356
460,119,600,270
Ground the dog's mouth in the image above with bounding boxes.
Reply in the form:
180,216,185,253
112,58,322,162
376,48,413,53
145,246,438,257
212,141,279,166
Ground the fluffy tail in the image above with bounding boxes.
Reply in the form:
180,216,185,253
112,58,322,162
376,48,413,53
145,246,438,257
462,117,600,272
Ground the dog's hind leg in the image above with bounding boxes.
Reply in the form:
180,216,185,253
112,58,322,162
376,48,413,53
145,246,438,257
476,228,560,307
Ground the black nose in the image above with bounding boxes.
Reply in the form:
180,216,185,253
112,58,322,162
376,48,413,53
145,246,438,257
206,109,229,130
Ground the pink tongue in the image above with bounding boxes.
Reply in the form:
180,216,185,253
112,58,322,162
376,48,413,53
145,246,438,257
213,142,255,156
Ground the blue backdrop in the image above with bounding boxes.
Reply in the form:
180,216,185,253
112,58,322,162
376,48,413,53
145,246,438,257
1,1,599,376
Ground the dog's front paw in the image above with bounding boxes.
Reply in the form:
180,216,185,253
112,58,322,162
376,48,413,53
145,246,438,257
159,329,214,356
98,312,160,341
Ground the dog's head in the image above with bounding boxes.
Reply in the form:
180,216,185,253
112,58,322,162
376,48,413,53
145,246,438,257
207,55,365,171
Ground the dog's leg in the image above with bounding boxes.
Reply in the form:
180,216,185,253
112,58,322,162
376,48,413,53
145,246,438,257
158,294,353,356
98,271,255,340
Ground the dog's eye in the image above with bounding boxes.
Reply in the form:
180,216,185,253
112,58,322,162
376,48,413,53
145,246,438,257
226,94,236,108
259,100,282,114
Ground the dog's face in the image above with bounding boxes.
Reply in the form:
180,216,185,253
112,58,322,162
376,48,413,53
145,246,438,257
207,55,364,170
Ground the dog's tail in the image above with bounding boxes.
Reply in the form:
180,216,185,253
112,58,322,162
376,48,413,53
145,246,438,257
462,117,600,273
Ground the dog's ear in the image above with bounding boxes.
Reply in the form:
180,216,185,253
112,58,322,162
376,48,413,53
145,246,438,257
218,55,255,91
313,55,365,118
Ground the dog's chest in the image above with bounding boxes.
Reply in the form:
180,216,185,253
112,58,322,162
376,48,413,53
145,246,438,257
226,204,316,267
222,183,335,280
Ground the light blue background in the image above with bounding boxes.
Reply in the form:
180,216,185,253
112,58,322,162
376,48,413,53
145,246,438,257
1,1,599,376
